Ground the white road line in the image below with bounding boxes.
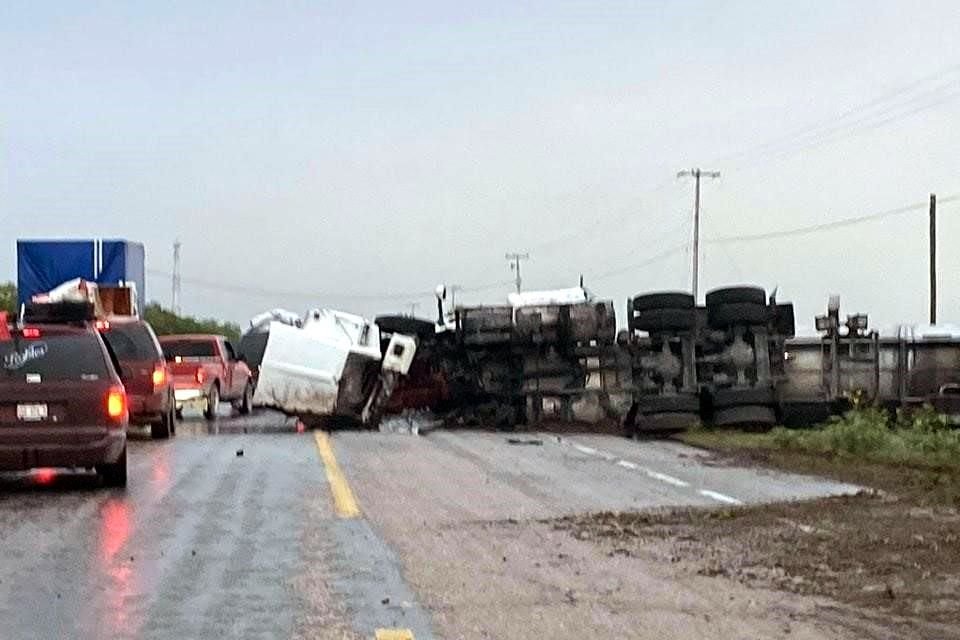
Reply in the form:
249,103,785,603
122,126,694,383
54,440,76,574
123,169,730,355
573,444,597,455
616,460,638,470
644,470,689,487
699,489,743,505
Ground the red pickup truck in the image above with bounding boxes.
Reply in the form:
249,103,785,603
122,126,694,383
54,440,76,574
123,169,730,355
158,335,253,420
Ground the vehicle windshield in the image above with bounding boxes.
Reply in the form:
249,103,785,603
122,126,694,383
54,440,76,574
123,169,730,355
161,339,217,360
100,322,160,361
0,333,111,381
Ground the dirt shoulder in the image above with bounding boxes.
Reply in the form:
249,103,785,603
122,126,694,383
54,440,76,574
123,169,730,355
546,430,960,635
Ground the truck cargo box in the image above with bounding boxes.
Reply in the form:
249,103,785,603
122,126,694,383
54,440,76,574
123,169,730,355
17,239,145,308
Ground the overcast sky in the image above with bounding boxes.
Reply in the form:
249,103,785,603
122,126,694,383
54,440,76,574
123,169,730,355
2,1,959,333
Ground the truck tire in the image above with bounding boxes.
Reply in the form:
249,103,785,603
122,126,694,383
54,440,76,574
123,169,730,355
636,394,701,414
375,315,437,338
632,308,696,333
635,412,700,433
97,447,128,488
204,384,220,421
712,387,776,409
713,405,776,428
775,303,796,337
705,286,766,307
707,302,770,328
632,292,695,312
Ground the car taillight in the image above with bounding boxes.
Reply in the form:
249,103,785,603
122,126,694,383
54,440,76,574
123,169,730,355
106,387,127,421
152,365,167,389
95,320,111,331
195,367,205,384
22,327,41,339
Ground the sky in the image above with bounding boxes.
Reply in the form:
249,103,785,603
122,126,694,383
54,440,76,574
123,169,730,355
2,1,959,334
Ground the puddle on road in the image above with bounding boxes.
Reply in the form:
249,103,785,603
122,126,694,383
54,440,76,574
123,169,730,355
156,408,300,437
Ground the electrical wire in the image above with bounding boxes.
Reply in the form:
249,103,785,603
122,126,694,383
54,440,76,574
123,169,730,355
146,268,512,302
707,194,960,245
586,243,688,282
709,63,960,168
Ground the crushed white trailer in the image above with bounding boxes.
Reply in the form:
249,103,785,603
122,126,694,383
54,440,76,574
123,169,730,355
251,308,417,426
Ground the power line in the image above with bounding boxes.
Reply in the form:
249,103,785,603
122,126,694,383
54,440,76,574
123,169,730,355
710,63,960,168
527,175,681,253
145,268,512,302
707,194,960,244
587,243,687,282
754,87,960,166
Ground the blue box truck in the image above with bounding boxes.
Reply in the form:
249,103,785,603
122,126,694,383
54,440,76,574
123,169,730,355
17,239,146,308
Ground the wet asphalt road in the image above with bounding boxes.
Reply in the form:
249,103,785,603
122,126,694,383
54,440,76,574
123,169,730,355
0,409,859,640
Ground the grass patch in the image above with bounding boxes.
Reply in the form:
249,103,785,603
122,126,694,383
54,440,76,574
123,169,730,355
680,407,960,506
686,406,960,471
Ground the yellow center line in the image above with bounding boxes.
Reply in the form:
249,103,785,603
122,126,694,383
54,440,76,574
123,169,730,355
313,431,361,518
375,630,415,640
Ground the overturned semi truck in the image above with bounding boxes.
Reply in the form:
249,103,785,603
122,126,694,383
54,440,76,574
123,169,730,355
625,285,796,432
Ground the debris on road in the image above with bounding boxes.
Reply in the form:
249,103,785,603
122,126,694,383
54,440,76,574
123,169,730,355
506,438,543,446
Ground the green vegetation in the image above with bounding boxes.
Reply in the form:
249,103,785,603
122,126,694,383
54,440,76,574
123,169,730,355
0,282,16,315
685,406,960,471
143,303,241,341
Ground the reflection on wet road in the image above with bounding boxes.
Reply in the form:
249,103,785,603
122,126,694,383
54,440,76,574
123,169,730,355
0,410,364,640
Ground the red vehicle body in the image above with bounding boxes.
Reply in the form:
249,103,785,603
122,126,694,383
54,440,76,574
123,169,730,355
0,322,128,486
158,334,253,420
97,317,176,439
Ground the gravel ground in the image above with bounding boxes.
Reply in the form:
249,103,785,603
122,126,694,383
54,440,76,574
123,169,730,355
546,437,960,639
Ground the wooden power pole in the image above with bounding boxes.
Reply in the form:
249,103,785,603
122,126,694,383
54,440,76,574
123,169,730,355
677,169,720,301
930,193,937,324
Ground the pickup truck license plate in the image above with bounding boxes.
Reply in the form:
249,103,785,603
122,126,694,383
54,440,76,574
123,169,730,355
17,404,48,421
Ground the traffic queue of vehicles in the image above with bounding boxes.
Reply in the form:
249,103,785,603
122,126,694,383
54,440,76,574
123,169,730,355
0,300,251,488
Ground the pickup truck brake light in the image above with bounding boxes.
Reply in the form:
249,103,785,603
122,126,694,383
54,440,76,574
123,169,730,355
195,367,206,384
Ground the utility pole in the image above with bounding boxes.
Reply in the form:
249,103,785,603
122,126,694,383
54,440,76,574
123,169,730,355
505,252,530,293
172,240,182,315
930,193,937,324
448,285,462,308
677,169,720,301
408,302,420,317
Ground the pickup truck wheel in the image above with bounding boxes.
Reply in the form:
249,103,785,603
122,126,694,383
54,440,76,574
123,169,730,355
204,385,220,421
97,447,128,488
239,382,253,415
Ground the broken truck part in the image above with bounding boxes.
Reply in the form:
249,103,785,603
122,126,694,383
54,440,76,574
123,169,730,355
250,308,417,426
451,287,624,427
781,297,960,424
623,285,796,433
